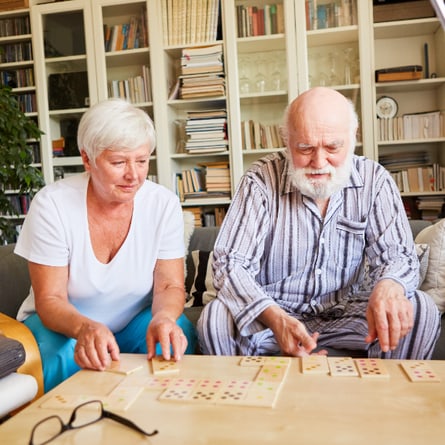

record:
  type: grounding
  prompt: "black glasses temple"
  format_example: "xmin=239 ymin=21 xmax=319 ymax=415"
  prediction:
xmin=102 ymin=409 xmax=158 ymax=437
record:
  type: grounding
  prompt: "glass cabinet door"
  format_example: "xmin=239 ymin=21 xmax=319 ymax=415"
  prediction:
xmin=92 ymin=0 xmax=156 ymax=182
xmin=31 ymin=0 xmax=97 ymax=183
xmin=298 ymin=0 xmax=364 ymax=155
xmin=226 ymin=0 xmax=298 ymax=180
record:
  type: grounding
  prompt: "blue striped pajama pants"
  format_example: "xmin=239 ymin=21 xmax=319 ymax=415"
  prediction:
xmin=197 ymin=290 xmax=441 ymax=360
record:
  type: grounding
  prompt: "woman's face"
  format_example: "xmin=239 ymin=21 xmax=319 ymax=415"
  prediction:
xmin=82 ymin=144 xmax=151 ymax=204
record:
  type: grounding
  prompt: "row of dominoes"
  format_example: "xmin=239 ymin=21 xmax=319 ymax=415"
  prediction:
xmin=39 ymin=355 xmax=440 ymax=413
xmin=301 ymin=356 xmax=441 ymax=382
xmin=157 ymin=356 xmax=291 ymax=408
xmin=39 ymin=356 xmax=176 ymax=412
xmin=39 ymin=384 xmax=145 ymax=412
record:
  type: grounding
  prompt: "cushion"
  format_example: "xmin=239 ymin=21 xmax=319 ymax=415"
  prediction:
xmin=186 ymin=250 xmax=216 ymax=307
xmin=0 ymin=334 xmax=26 ymax=379
xmin=359 ymin=243 xmax=430 ymax=292
xmin=183 ymin=211 xmax=195 ymax=279
xmin=415 ymin=219 xmax=445 ymax=313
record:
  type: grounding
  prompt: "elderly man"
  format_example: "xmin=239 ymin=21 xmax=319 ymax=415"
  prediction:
xmin=197 ymin=87 xmax=440 ymax=359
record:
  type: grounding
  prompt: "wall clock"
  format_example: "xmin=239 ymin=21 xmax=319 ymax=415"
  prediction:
xmin=376 ymin=96 xmax=398 ymax=119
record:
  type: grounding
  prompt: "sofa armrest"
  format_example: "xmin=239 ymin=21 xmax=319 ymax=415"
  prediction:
xmin=0 ymin=313 xmax=43 ymax=400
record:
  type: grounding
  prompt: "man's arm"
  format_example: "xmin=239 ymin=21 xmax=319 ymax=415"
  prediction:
xmin=364 ymin=167 xmax=419 ymax=351
xmin=365 ymin=279 xmax=414 ymax=352
xmin=258 ymin=305 xmax=320 ymax=356
xmin=212 ymin=174 xmax=277 ymax=336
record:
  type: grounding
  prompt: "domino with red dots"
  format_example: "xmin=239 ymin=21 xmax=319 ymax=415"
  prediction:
xmin=400 ymin=361 xmax=441 ymax=383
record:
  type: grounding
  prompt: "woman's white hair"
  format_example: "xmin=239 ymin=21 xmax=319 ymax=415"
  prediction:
xmin=77 ymin=98 xmax=156 ymax=164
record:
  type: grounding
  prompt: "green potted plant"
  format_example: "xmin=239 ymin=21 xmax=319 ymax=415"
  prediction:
xmin=0 ymin=85 xmax=44 ymax=244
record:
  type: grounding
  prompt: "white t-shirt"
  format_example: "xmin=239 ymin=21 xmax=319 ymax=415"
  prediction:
xmin=15 ymin=173 xmax=184 ymax=332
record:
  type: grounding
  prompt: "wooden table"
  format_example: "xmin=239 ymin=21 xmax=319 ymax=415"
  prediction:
xmin=1 ymin=354 xmax=444 ymax=445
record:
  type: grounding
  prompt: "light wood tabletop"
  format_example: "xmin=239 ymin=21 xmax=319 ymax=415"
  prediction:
xmin=1 ymin=354 xmax=444 ymax=445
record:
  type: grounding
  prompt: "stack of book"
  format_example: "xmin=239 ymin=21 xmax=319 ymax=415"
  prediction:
xmin=305 ymin=0 xmax=357 ymax=30
xmin=108 ymin=65 xmax=152 ymax=104
xmin=175 ymin=161 xmax=231 ymax=204
xmin=179 ymin=167 xmax=206 ymax=199
xmin=403 ymin=111 xmax=443 ymax=140
xmin=380 ymin=151 xmax=445 ymax=194
xmin=378 ymin=111 xmax=444 ymax=142
xmin=0 ymin=14 xmax=30 ymax=37
xmin=186 ymin=206 xmax=204 ymax=227
xmin=103 ymin=10 xmax=148 ymax=52
xmin=241 ymin=120 xmax=284 ymax=150
xmin=184 ymin=109 xmax=228 ymax=154
xmin=200 ymin=161 xmax=231 ymax=194
xmin=184 ymin=206 xmax=227 ymax=227
xmin=416 ymin=196 xmax=445 ymax=221
xmin=0 ymin=67 xmax=34 ymax=88
xmin=236 ymin=3 xmax=284 ymax=37
xmin=375 ymin=65 xmax=423 ymax=82
xmin=161 ymin=0 xmax=220 ymax=46
xmin=178 ymin=44 xmax=225 ymax=100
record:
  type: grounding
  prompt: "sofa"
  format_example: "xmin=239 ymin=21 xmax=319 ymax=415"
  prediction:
xmin=183 ymin=220 xmax=445 ymax=359
xmin=0 ymin=220 xmax=444 ymax=412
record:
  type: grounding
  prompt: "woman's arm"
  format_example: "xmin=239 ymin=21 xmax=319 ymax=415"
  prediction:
xmin=147 ymin=257 xmax=188 ymax=361
xmin=29 ymin=261 xmax=120 ymax=370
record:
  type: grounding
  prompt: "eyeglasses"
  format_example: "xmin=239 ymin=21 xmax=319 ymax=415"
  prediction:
xmin=29 ymin=399 xmax=158 ymax=445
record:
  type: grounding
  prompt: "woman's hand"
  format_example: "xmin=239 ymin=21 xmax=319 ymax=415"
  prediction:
xmin=146 ymin=312 xmax=188 ymax=361
xmin=74 ymin=320 xmax=120 ymax=370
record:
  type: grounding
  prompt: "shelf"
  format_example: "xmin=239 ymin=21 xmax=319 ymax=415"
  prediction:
xmin=48 ymin=109 xmax=88 ymax=118
xmin=378 ymin=138 xmax=445 ymax=146
xmin=165 ymin=39 xmax=224 ymax=53
xmin=402 ymin=191 xmax=445 ymax=197
xmin=171 ymin=152 xmax=229 ymax=160
xmin=0 ymin=59 xmax=34 ymax=68
xmin=105 ymin=47 xmax=149 ymax=67
xmin=374 ymin=18 xmax=441 ymax=39
xmin=332 ymin=83 xmax=360 ymax=93
xmin=2 ymin=0 xmax=442 ymax=223
xmin=52 ymin=156 xmax=83 ymax=166
xmin=0 ymin=214 xmax=26 ymax=219
xmin=44 ymin=55 xmax=87 ymax=73
xmin=376 ymin=78 xmax=445 ymax=93
xmin=167 ymin=97 xmax=226 ymax=110
xmin=240 ymin=91 xmax=287 ymax=105
xmin=243 ymin=147 xmax=284 ymax=155
xmin=237 ymin=34 xmax=286 ymax=52
xmin=0 ymin=33 xmax=31 ymax=43
xmin=182 ymin=198 xmax=231 ymax=207
xmin=164 ymin=39 xmax=224 ymax=58
xmin=12 ymin=86 xmax=35 ymax=92
xmin=307 ymin=25 xmax=358 ymax=47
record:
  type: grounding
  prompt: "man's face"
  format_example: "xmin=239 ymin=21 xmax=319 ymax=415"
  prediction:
xmin=287 ymin=107 xmax=354 ymax=200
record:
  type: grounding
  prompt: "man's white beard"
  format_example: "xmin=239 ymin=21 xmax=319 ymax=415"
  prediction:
xmin=288 ymin=152 xmax=353 ymax=200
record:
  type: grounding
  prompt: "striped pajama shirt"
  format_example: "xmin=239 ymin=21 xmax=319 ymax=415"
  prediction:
xmin=197 ymin=152 xmax=441 ymax=359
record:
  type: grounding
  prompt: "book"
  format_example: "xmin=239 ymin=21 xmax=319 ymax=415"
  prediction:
xmin=375 ymin=65 xmax=423 ymax=82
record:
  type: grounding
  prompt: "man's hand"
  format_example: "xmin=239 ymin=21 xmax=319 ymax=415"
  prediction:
xmin=366 ymin=279 xmax=414 ymax=352
xmin=259 ymin=306 xmax=321 ymax=356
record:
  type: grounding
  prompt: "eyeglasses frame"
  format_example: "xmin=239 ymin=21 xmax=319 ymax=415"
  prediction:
xmin=28 ymin=399 xmax=158 ymax=445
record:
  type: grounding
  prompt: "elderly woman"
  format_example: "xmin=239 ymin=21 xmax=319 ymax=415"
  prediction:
xmin=15 ymin=98 xmax=196 ymax=392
